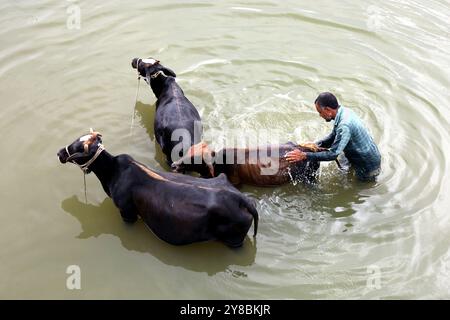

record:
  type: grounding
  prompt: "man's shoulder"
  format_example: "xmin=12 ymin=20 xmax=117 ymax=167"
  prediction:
xmin=340 ymin=106 xmax=361 ymax=125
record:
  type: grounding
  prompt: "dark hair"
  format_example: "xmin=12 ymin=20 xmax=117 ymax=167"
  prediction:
xmin=314 ymin=92 xmax=339 ymax=109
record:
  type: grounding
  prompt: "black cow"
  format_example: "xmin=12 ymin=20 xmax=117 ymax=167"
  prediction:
xmin=57 ymin=131 xmax=258 ymax=247
xmin=131 ymin=58 xmax=202 ymax=164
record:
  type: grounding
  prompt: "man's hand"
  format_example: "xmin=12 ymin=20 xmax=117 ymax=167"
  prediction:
xmin=299 ymin=142 xmax=320 ymax=152
xmin=285 ymin=149 xmax=307 ymax=163
xmin=299 ymin=142 xmax=328 ymax=152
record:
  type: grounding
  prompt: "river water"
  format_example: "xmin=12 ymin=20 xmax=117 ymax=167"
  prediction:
xmin=0 ymin=0 xmax=449 ymax=299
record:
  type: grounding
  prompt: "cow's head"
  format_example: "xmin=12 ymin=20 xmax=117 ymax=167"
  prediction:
xmin=131 ymin=57 xmax=176 ymax=82
xmin=171 ymin=142 xmax=216 ymax=178
xmin=57 ymin=129 xmax=103 ymax=172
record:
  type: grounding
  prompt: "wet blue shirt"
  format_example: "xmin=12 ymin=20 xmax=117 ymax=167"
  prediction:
xmin=305 ymin=106 xmax=381 ymax=177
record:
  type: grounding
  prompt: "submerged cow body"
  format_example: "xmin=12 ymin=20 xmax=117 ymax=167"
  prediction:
xmin=171 ymin=142 xmax=321 ymax=186
xmin=131 ymin=58 xmax=202 ymax=164
xmin=57 ymin=131 xmax=258 ymax=247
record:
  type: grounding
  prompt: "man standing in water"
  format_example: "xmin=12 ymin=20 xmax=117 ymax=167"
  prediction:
xmin=286 ymin=92 xmax=381 ymax=182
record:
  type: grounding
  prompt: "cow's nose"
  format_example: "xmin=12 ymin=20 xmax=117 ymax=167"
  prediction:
xmin=57 ymin=151 xmax=66 ymax=164
xmin=131 ymin=58 xmax=139 ymax=69
xmin=170 ymin=163 xmax=177 ymax=170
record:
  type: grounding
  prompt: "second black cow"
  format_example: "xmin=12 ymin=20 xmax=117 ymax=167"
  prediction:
xmin=131 ymin=58 xmax=202 ymax=164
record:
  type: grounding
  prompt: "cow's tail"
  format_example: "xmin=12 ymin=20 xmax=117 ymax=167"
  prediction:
xmin=242 ymin=198 xmax=259 ymax=237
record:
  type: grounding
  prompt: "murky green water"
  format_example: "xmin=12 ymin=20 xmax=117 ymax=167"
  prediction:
xmin=0 ymin=0 xmax=449 ymax=299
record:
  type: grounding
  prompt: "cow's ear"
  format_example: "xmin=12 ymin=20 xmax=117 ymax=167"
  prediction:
xmin=162 ymin=66 xmax=176 ymax=78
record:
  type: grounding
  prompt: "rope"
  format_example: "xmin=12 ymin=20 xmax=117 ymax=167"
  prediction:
xmin=335 ymin=159 xmax=343 ymax=170
xmin=130 ymin=75 xmax=141 ymax=138
xmin=83 ymin=172 xmax=87 ymax=204
xmin=76 ymin=144 xmax=105 ymax=173
xmin=130 ymin=58 xmax=142 ymax=138
xmin=150 ymin=70 xmax=168 ymax=79
xmin=76 ymin=145 xmax=104 ymax=204
xmin=129 ymin=59 xmax=167 ymax=138
xmin=299 ymin=143 xmax=343 ymax=170
xmin=65 ymin=143 xmax=105 ymax=204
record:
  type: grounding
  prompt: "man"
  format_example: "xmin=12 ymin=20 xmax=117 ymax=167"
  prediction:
xmin=286 ymin=92 xmax=381 ymax=182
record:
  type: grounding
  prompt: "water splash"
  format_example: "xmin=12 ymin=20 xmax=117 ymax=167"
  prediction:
xmin=286 ymin=166 xmax=298 ymax=186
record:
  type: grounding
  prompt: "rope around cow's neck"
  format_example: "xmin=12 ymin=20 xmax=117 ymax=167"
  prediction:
xmin=130 ymin=60 xmax=169 ymax=139
xmin=80 ymin=145 xmax=104 ymax=203
xmin=66 ymin=143 xmax=105 ymax=204
xmin=83 ymin=172 xmax=87 ymax=204
xmin=130 ymin=59 xmax=142 ymax=139
xmin=130 ymin=59 xmax=168 ymax=137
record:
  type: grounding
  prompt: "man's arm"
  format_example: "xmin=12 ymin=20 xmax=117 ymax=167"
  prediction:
xmin=315 ymin=130 xmax=336 ymax=148
xmin=305 ymin=125 xmax=351 ymax=161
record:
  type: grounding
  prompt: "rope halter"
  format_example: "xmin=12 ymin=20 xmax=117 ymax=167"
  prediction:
xmin=150 ymin=70 xmax=168 ymax=79
xmin=65 ymin=143 xmax=105 ymax=174
xmin=65 ymin=131 xmax=105 ymax=174
xmin=63 ymin=130 xmax=104 ymax=204
xmin=136 ymin=58 xmax=167 ymax=82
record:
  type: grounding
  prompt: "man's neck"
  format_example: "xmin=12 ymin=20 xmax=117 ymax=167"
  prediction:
xmin=332 ymin=105 xmax=342 ymax=120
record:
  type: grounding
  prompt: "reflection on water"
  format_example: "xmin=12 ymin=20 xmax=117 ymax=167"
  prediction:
xmin=61 ymin=195 xmax=257 ymax=276
xmin=134 ymin=101 xmax=169 ymax=168
xmin=135 ymin=101 xmax=156 ymax=142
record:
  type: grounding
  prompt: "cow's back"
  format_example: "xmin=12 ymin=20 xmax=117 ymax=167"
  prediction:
xmin=154 ymin=84 xmax=202 ymax=162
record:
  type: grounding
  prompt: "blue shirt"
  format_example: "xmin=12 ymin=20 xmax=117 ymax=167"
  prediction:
xmin=305 ymin=106 xmax=381 ymax=177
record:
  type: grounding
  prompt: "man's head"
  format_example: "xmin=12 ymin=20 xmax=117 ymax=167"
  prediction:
xmin=314 ymin=92 xmax=340 ymax=122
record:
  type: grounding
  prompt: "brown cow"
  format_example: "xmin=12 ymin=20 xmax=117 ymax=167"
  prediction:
xmin=171 ymin=142 xmax=323 ymax=186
